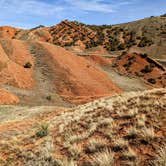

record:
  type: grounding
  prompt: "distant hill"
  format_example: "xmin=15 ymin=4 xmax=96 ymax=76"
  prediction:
xmin=1 ymin=14 xmax=166 ymax=59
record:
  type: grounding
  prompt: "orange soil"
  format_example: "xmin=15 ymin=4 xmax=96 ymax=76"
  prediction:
xmin=0 ymin=89 xmax=19 ymax=104
xmin=86 ymin=55 xmax=113 ymax=66
xmin=41 ymin=42 xmax=122 ymax=103
xmin=86 ymin=46 xmax=108 ymax=54
xmin=11 ymin=39 xmax=34 ymax=66
xmin=0 ymin=26 xmax=18 ymax=39
xmin=114 ymin=52 xmax=166 ymax=88
xmin=0 ymin=39 xmax=35 ymax=89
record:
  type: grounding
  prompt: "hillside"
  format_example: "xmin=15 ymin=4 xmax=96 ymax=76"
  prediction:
xmin=0 ymin=16 xmax=166 ymax=105
xmin=0 ymin=88 xmax=165 ymax=165
xmin=0 ymin=38 xmax=123 ymax=105
xmin=1 ymin=14 xmax=166 ymax=59
xmin=0 ymin=37 xmax=165 ymax=105
xmin=113 ymin=52 xmax=166 ymax=88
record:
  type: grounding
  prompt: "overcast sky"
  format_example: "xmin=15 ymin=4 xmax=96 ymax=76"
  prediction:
xmin=0 ymin=0 xmax=166 ymax=28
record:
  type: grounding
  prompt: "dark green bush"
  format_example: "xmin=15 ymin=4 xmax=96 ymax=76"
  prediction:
xmin=46 ymin=95 xmax=52 ymax=101
xmin=138 ymin=37 xmax=153 ymax=47
xmin=24 ymin=62 xmax=32 ymax=69
xmin=36 ymin=123 xmax=49 ymax=138
xmin=147 ymin=78 xmax=156 ymax=84
xmin=117 ymin=43 xmax=126 ymax=50
xmin=140 ymin=53 xmax=148 ymax=58
xmin=141 ymin=65 xmax=153 ymax=73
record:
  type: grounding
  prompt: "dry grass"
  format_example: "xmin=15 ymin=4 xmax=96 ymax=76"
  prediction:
xmin=112 ymin=138 xmax=128 ymax=152
xmin=0 ymin=88 xmax=165 ymax=165
xmin=85 ymin=138 xmax=107 ymax=153
xmin=67 ymin=144 xmax=82 ymax=160
xmin=136 ymin=114 xmax=146 ymax=128
xmin=90 ymin=148 xmax=114 ymax=166
xmin=121 ymin=148 xmax=137 ymax=161
xmin=139 ymin=127 xmax=155 ymax=143
xmin=126 ymin=127 xmax=138 ymax=139
xmin=151 ymin=145 xmax=166 ymax=166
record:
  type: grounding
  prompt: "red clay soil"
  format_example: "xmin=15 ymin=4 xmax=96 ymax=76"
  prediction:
xmin=0 ymin=26 xmax=18 ymax=39
xmin=86 ymin=55 xmax=113 ymax=66
xmin=114 ymin=52 xmax=166 ymax=88
xmin=0 ymin=88 xmax=19 ymax=104
xmin=0 ymin=39 xmax=35 ymax=89
xmin=27 ymin=27 xmax=52 ymax=42
xmin=10 ymin=39 xmax=34 ymax=66
xmin=41 ymin=42 xmax=122 ymax=103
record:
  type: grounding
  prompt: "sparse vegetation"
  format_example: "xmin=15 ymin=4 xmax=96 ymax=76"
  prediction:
xmin=141 ymin=65 xmax=153 ymax=73
xmin=85 ymin=138 xmax=107 ymax=153
xmin=125 ymin=127 xmax=138 ymax=139
xmin=112 ymin=138 xmax=128 ymax=152
xmin=152 ymin=145 xmax=166 ymax=166
xmin=0 ymin=88 xmax=165 ymax=165
xmin=121 ymin=148 xmax=136 ymax=161
xmin=138 ymin=36 xmax=153 ymax=47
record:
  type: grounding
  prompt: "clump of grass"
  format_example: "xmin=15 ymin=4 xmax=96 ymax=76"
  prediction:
xmin=136 ymin=114 xmax=146 ymax=128
xmin=53 ymin=158 xmax=77 ymax=166
xmin=125 ymin=127 xmax=138 ymax=139
xmin=66 ymin=132 xmax=88 ymax=144
xmin=65 ymin=122 xmax=99 ymax=144
xmin=117 ymin=108 xmax=138 ymax=119
xmin=104 ymin=122 xmax=117 ymax=139
xmin=121 ymin=148 xmax=136 ymax=161
xmin=112 ymin=138 xmax=128 ymax=152
xmin=36 ymin=123 xmax=49 ymax=138
xmin=152 ymin=145 xmax=166 ymax=166
xmin=90 ymin=148 xmax=114 ymax=166
xmin=98 ymin=118 xmax=114 ymax=127
xmin=68 ymin=144 xmax=82 ymax=160
xmin=85 ymin=138 xmax=107 ymax=154
xmin=139 ymin=127 xmax=155 ymax=143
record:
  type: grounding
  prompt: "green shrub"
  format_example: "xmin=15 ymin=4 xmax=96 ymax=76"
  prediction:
xmin=36 ymin=123 xmax=49 ymax=138
xmin=147 ymin=78 xmax=156 ymax=84
xmin=140 ymin=53 xmax=148 ymax=58
xmin=46 ymin=95 xmax=52 ymax=101
xmin=123 ymin=60 xmax=133 ymax=69
xmin=138 ymin=37 xmax=153 ymax=47
xmin=24 ymin=62 xmax=32 ymax=69
xmin=117 ymin=43 xmax=125 ymax=50
xmin=141 ymin=65 xmax=153 ymax=73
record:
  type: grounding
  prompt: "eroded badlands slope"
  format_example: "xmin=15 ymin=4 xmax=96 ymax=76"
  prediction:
xmin=0 ymin=38 xmax=122 ymax=105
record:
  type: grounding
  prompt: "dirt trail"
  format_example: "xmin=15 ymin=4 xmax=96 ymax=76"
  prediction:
xmin=28 ymin=42 xmax=70 ymax=106
xmin=102 ymin=65 xmax=148 ymax=91
xmin=0 ymin=105 xmax=58 ymax=123
xmin=85 ymin=55 xmax=148 ymax=91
